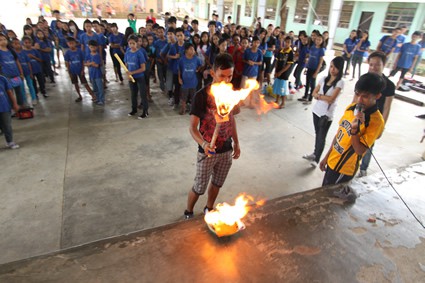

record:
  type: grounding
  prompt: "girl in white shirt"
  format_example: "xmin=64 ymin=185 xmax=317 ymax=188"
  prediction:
xmin=303 ymin=56 xmax=345 ymax=167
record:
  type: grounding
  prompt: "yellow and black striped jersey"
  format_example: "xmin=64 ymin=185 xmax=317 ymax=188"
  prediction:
xmin=327 ymin=103 xmax=384 ymax=176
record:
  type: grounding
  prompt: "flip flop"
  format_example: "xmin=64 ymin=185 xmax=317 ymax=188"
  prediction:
xmin=75 ymin=97 xmax=82 ymax=102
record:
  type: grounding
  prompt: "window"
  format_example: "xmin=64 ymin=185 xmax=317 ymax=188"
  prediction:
xmin=294 ymin=0 xmax=308 ymax=24
xmin=245 ymin=0 xmax=253 ymax=17
xmin=313 ymin=0 xmax=331 ymax=26
xmin=382 ymin=3 xmax=418 ymax=33
xmin=265 ymin=0 xmax=278 ymax=20
xmin=224 ymin=0 xmax=233 ymax=16
xmin=338 ymin=1 xmax=354 ymax=28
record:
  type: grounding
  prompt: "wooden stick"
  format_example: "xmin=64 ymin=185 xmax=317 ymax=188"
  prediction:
xmin=114 ymin=53 xmax=135 ymax=83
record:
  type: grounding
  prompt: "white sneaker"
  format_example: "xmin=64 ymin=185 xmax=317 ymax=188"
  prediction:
xmin=302 ymin=153 xmax=316 ymax=161
xmin=168 ymin=97 xmax=174 ymax=106
xmin=7 ymin=142 xmax=20 ymax=149
xmin=358 ymin=170 xmax=367 ymax=177
xmin=310 ymin=161 xmax=318 ymax=168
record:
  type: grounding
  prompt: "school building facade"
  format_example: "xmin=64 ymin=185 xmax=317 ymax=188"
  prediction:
xmin=188 ymin=0 xmax=425 ymax=49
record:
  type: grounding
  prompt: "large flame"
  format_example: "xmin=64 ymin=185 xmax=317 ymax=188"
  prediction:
xmin=210 ymin=79 xmax=259 ymax=118
xmin=204 ymin=194 xmax=265 ymax=237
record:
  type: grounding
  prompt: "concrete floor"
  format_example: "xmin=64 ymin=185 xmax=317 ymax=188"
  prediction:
xmin=0 ymin=54 xmax=425 ymax=266
xmin=0 ymin=162 xmax=424 ymax=282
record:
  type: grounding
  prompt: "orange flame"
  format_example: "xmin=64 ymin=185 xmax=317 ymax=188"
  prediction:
xmin=210 ymin=79 xmax=259 ymax=118
xmin=204 ymin=194 xmax=266 ymax=237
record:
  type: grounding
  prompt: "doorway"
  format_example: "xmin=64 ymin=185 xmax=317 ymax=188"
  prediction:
xmin=358 ymin=12 xmax=374 ymax=32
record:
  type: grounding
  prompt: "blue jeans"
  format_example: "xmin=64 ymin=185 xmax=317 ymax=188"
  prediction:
xmin=360 ymin=144 xmax=374 ymax=171
xmin=129 ymin=77 xmax=147 ymax=112
xmin=304 ymin=68 xmax=317 ymax=101
xmin=24 ymin=75 xmax=36 ymax=101
xmin=91 ymin=78 xmax=104 ymax=103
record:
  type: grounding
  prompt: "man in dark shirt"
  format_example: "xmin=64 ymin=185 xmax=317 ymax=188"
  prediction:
xmin=184 ymin=53 xmax=241 ymax=219
xmin=353 ymin=51 xmax=395 ymax=177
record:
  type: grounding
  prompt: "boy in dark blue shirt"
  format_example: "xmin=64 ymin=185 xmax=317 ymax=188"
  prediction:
xmin=124 ymin=35 xmax=147 ymax=118
xmin=22 ymin=36 xmax=46 ymax=98
xmin=11 ymin=38 xmax=37 ymax=106
xmin=153 ymin=26 xmax=167 ymax=92
xmin=85 ymin=40 xmax=104 ymax=105
xmin=242 ymin=36 xmax=263 ymax=107
xmin=65 ymin=37 xmax=95 ymax=102
xmin=389 ymin=31 xmax=422 ymax=89
xmin=108 ymin=23 xmax=125 ymax=84
xmin=167 ymin=28 xmax=185 ymax=108
xmin=178 ymin=43 xmax=202 ymax=115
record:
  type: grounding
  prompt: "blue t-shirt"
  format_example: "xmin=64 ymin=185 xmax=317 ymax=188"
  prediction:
xmin=379 ymin=36 xmax=397 ymax=54
xmin=124 ymin=49 xmax=146 ymax=79
xmin=16 ymin=51 xmax=31 ymax=76
xmin=0 ymin=49 xmax=20 ymax=78
xmin=242 ymin=48 xmax=263 ymax=77
xmin=344 ymin=38 xmax=358 ymax=54
xmin=179 ymin=55 xmax=202 ymax=89
xmin=265 ymin=36 xmax=276 ymax=58
xmin=64 ymin=48 xmax=84 ymax=74
xmin=35 ymin=38 xmax=53 ymax=61
xmin=22 ymin=49 xmax=42 ymax=74
xmin=297 ymin=43 xmax=309 ymax=67
xmin=80 ymin=32 xmax=100 ymax=56
xmin=353 ymin=40 xmax=370 ymax=57
xmin=153 ymin=38 xmax=167 ymax=59
xmin=98 ymin=33 xmax=107 ymax=61
xmin=397 ymin=42 xmax=421 ymax=69
xmin=419 ymin=40 xmax=425 ymax=56
xmin=86 ymin=53 xmax=102 ymax=79
xmin=168 ymin=43 xmax=185 ymax=74
xmin=306 ymin=45 xmax=325 ymax=70
xmin=394 ymin=34 xmax=406 ymax=53
xmin=56 ymin=31 xmax=68 ymax=48
xmin=108 ymin=33 xmax=124 ymax=55
xmin=0 ymin=75 xmax=13 ymax=112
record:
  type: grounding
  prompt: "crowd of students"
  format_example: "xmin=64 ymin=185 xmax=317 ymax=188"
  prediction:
xmin=0 ymin=9 xmax=424 ymax=186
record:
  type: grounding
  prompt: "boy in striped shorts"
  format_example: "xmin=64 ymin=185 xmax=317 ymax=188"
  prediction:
xmin=184 ymin=53 xmax=241 ymax=219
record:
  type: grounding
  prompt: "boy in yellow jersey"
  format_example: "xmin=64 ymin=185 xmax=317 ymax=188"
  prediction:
xmin=319 ymin=73 xmax=385 ymax=200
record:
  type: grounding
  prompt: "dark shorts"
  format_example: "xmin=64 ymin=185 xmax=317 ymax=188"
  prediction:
xmin=70 ymin=73 xmax=88 ymax=85
xmin=263 ymin=57 xmax=272 ymax=74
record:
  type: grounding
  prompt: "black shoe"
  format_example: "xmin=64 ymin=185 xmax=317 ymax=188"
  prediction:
xmin=128 ymin=111 xmax=137 ymax=116
xmin=138 ymin=111 xmax=149 ymax=119
xmin=297 ymin=97 xmax=307 ymax=101
xmin=184 ymin=210 xmax=194 ymax=220
xmin=203 ymin=206 xmax=213 ymax=215
xmin=43 ymin=93 xmax=49 ymax=98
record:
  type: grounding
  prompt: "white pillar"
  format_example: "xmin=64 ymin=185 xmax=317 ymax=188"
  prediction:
xmin=257 ymin=0 xmax=266 ymax=22
xmin=217 ymin=0 xmax=224 ymax=22
xmin=327 ymin=0 xmax=343 ymax=51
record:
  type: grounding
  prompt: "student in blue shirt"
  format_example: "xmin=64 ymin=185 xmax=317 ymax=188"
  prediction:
xmin=0 ymin=33 xmax=25 ymax=106
xmin=108 ymin=23 xmax=125 ymax=84
xmin=178 ymin=43 xmax=202 ymax=115
xmin=389 ymin=31 xmax=422 ymax=89
xmin=386 ymin=25 xmax=407 ymax=70
xmin=85 ymin=40 xmax=104 ymax=105
xmin=351 ymin=31 xmax=370 ymax=80
xmin=0 ymin=71 xmax=20 ymax=149
xmin=80 ymin=20 xmax=101 ymax=59
xmin=412 ymin=33 xmax=425 ymax=77
xmin=22 ymin=36 xmax=46 ymax=98
xmin=161 ymin=27 xmax=176 ymax=106
xmin=34 ymin=29 xmax=55 ymax=84
xmin=11 ymin=38 xmax=36 ymax=105
xmin=242 ymin=35 xmax=263 ymax=107
xmin=65 ymin=37 xmax=95 ymax=102
xmin=125 ymin=35 xmax=147 ymax=119
xmin=342 ymin=30 xmax=358 ymax=77
xmin=167 ymin=28 xmax=185 ymax=108
xmin=299 ymin=34 xmax=325 ymax=104
xmin=377 ymin=28 xmax=400 ymax=58
xmin=153 ymin=26 xmax=167 ymax=92
xmin=292 ymin=31 xmax=309 ymax=90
